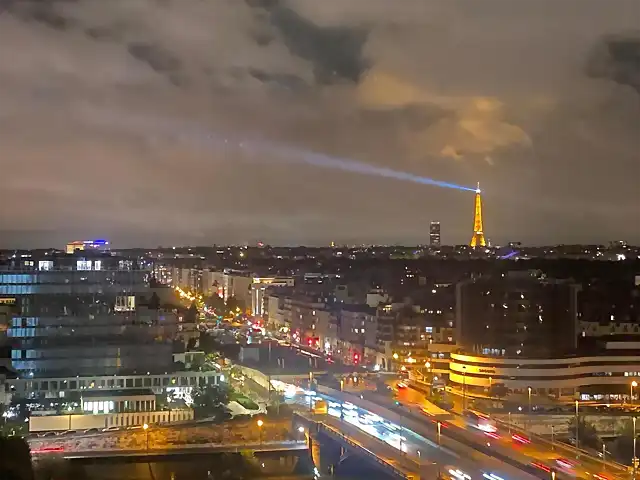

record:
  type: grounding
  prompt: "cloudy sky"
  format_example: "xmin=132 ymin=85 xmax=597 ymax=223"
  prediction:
xmin=1 ymin=0 xmax=639 ymax=248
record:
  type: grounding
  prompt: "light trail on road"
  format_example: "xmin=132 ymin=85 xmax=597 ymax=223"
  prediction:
xmin=292 ymin=391 xmax=538 ymax=480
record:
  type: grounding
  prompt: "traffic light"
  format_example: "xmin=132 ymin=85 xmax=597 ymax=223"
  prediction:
xmin=353 ymin=353 xmax=359 ymax=364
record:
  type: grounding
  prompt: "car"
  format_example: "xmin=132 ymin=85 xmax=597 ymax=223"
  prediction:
xmin=83 ymin=428 xmax=100 ymax=434
xmin=102 ymin=426 xmax=120 ymax=432
xmin=40 ymin=431 xmax=58 ymax=438
xmin=62 ymin=430 xmax=78 ymax=435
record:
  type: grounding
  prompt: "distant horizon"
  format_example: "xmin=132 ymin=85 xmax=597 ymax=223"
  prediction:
xmin=0 ymin=241 xmax=637 ymax=251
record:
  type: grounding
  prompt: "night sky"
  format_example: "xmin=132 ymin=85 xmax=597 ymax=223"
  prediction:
xmin=1 ymin=0 xmax=639 ymax=248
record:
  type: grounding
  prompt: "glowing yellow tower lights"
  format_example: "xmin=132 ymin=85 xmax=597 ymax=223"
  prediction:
xmin=470 ymin=183 xmax=487 ymax=248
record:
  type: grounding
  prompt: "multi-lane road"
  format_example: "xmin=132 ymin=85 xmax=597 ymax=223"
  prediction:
xmin=391 ymin=382 xmax=631 ymax=479
xmin=293 ymin=390 xmax=541 ymax=480
xmin=290 ymin=381 xmax=631 ymax=480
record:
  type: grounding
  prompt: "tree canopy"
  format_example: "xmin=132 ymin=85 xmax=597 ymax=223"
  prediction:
xmin=568 ymin=417 xmax=602 ymax=451
xmin=192 ymin=384 xmax=231 ymax=419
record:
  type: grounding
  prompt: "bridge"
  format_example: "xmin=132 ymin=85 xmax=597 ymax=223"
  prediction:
xmin=295 ymin=411 xmax=422 ymax=480
xmin=54 ymin=441 xmax=307 ymax=462
xmin=30 ymin=441 xmax=307 ymax=463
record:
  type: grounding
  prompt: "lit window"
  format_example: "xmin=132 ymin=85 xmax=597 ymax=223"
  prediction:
xmin=115 ymin=296 xmax=136 ymax=312
xmin=77 ymin=260 xmax=92 ymax=271
xmin=38 ymin=260 xmax=53 ymax=271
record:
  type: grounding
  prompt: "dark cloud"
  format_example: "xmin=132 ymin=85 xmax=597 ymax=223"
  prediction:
xmin=0 ymin=0 xmax=639 ymax=249
xmin=268 ymin=6 xmax=370 ymax=84
xmin=587 ymin=33 xmax=640 ymax=93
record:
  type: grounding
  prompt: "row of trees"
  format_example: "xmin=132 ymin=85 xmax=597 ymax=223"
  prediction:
xmin=201 ymin=294 xmax=246 ymax=316
xmin=569 ymin=417 xmax=637 ymax=464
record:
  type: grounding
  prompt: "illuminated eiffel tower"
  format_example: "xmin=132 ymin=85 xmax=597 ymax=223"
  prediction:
xmin=470 ymin=183 xmax=486 ymax=248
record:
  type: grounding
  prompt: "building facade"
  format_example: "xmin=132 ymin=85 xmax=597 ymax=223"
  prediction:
xmin=250 ymin=276 xmax=295 ymax=317
xmin=1 ymin=253 xmax=178 ymax=382
xmin=449 ymin=342 xmax=640 ymax=400
xmin=429 ymin=221 xmax=441 ymax=247
xmin=456 ymin=270 xmax=581 ymax=358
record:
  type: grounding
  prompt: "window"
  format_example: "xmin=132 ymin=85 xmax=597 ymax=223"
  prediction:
xmin=119 ymin=260 xmax=133 ymax=270
xmin=115 ymin=296 xmax=136 ymax=312
xmin=94 ymin=260 xmax=102 ymax=271
xmin=77 ymin=260 xmax=92 ymax=271
xmin=38 ymin=260 xmax=53 ymax=271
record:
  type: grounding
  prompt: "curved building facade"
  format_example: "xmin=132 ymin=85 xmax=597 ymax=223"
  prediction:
xmin=449 ymin=348 xmax=640 ymax=399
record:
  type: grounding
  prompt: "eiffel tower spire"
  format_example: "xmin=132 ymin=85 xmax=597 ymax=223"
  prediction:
xmin=470 ymin=183 xmax=486 ymax=248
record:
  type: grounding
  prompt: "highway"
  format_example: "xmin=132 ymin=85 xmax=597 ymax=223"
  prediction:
xmin=376 ymin=381 xmax=630 ymax=480
xmin=292 ymin=391 xmax=540 ymax=480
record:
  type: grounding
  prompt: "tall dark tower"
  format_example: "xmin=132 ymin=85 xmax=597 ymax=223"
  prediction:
xmin=470 ymin=183 xmax=486 ymax=248
xmin=429 ymin=221 xmax=441 ymax=247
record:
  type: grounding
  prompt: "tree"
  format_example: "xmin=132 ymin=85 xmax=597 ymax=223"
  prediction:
xmin=489 ymin=383 xmax=508 ymax=398
xmin=611 ymin=419 xmax=635 ymax=463
xmin=185 ymin=302 xmax=198 ymax=324
xmin=192 ymin=384 xmax=231 ymax=419
xmin=148 ymin=292 xmax=161 ymax=310
xmin=568 ymin=417 xmax=602 ymax=451
xmin=186 ymin=336 xmax=198 ymax=351
xmin=0 ymin=435 xmax=34 ymax=480
xmin=226 ymin=295 xmax=245 ymax=314
xmin=204 ymin=294 xmax=225 ymax=312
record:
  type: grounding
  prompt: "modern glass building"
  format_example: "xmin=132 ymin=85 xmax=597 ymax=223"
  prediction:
xmin=1 ymin=253 xmax=178 ymax=379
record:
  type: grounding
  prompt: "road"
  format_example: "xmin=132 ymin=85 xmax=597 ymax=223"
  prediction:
xmin=386 ymin=380 xmax=631 ymax=480
xmin=292 ymin=391 xmax=540 ymax=480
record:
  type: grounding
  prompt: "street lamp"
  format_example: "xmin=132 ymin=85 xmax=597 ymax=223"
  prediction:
xmin=143 ymin=423 xmax=149 ymax=452
xmin=528 ymin=387 xmax=532 ymax=432
xmin=575 ymin=400 xmax=580 ymax=451
xmin=551 ymin=425 xmax=555 ymax=450
xmin=631 ymin=380 xmax=638 ymax=405
xmin=257 ymin=418 xmax=264 ymax=444
xmin=437 ymin=421 xmax=442 ymax=479
xmin=632 ymin=416 xmax=637 ymax=478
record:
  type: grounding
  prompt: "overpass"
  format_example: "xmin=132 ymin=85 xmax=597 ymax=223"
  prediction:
xmin=295 ymin=411 xmax=421 ymax=480
xmin=311 ymin=384 xmax=633 ymax=480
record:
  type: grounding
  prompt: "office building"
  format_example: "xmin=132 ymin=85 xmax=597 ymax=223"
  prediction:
xmin=449 ymin=341 xmax=640 ymax=400
xmin=429 ymin=221 xmax=441 ymax=247
xmin=1 ymin=252 xmax=179 ymax=380
xmin=455 ymin=270 xmax=580 ymax=358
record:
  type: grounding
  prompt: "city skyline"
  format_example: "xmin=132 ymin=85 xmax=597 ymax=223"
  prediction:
xmin=1 ymin=0 xmax=639 ymax=248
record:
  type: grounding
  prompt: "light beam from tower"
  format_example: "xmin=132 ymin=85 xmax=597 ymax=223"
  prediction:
xmin=470 ymin=182 xmax=486 ymax=248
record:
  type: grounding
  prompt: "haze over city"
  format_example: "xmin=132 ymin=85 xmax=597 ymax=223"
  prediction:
xmin=1 ymin=0 xmax=639 ymax=248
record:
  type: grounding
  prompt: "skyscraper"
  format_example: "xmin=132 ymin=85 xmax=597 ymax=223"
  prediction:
xmin=429 ymin=221 xmax=441 ymax=247
xmin=469 ymin=183 xmax=486 ymax=248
